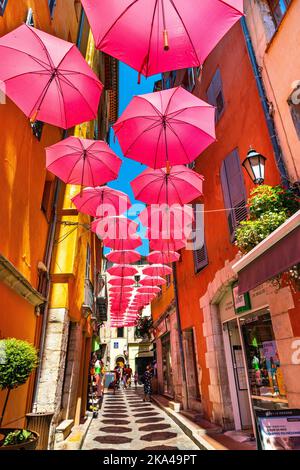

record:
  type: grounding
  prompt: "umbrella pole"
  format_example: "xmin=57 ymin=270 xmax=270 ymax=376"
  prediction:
xmin=161 ymin=0 xmax=169 ymax=51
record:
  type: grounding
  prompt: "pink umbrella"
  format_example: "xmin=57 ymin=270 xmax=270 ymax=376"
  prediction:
xmin=108 ymin=277 xmax=134 ymax=287
xmin=147 ymin=251 xmax=180 ymax=264
xmin=71 ymin=186 xmax=130 ymax=218
xmin=137 ymin=286 xmax=161 ymax=294
xmin=114 ymin=87 xmax=215 ymax=169
xmin=102 ymin=236 xmax=142 ymax=251
xmin=132 ymin=166 xmax=204 ymax=204
xmin=143 ymin=264 xmax=172 ymax=277
xmin=149 ymin=238 xmax=186 ymax=252
xmin=139 ymin=204 xmax=194 ymax=240
xmin=109 ymin=286 xmax=133 ymax=293
xmin=46 ymin=137 xmax=121 ymax=187
xmin=0 ymin=25 xmax=103 ymax=128
xmin=139 ymin=276 xmax=166 ymax=287
xmin=107 ymin=265 xmax=138 ymax=277
xmin=106 ymin=250 xmax=141 ymax=264
xmin=81 ymin=0 xmax=243 ymax=78
xmin=91 ymin=216 xmax=138 ymax=240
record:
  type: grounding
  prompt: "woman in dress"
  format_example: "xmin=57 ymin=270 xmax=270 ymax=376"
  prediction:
xmin=142 ymin=364 xmax=153 ymax=402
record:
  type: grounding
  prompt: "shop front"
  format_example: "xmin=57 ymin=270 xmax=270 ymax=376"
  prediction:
xmin=219 ymin=283 xmax=290 ymax=438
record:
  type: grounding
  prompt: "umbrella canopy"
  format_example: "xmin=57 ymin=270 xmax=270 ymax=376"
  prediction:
xmin=0 ymin=25 xmax=103 ymax=128
xmin=102 ymin=236 xmax=142 ymax=251
xmin=149 ymin=237 xmax=187 ymax=252
xmin=46 ymin=137 xmax=121 ymax=187
xmin=81 ymin=0 xmax=243 ymax=78
xmin=114 ymin=87 xmax=215 ymax=168
xmin=132 ymin=166 xmax=204 ymax=205
xmin=91 ymin=216 xmax=139 ymax=240
xmin=139 ymin=276 xmax=166 ymax=287
xmin=106 ymin=250 xmax=141 ymax=264
xmin=107 ymin=264 xmax=138 ymax=277
xmin=143 ymin=264 xmax=172 ymax=277
xmin=147 ymin=251 xmax=180 ymax=264
xmin=137 ymin=286 xmax=161 ymax=294
xmin=139 ymin=204 xmax=194 ymax=240
xmin=109 ymin=286 xmax=133 ymax=293
xmin=108 ymin=277 xmax=135 ymax=287
xmin=71 ymin=186 xmax=130 ymax=218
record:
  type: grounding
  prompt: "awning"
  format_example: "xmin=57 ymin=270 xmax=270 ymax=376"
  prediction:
xmin=232 ymin=211 xmax=300 ymax=295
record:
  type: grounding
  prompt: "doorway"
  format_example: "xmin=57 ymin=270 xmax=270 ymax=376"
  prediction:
xmin=223 ymin=319 xmax=252 ymax=430
xmin=161 ymin=333 xmax=174 ymax=397
xmin=183 ymin=329 xmax=201 ymax=409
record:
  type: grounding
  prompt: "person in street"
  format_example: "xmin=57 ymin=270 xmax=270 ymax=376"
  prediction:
xmin=134 ymin=371 xmax=139 ymax=389
xmin=124 ymin=364 xmax=133 ymax=388
xmin=142 ymin=364 xmax=153 ymax=402
xmin=94 ymin=357 xmax=102 ymax=398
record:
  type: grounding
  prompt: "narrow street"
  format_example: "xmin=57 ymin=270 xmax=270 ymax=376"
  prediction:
xmin=82 ymin=388 xmax=199 ymax=451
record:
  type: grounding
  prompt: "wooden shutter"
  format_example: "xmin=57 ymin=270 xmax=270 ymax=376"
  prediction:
xmin=221 ymin=150 xmax=247 ymax=241
xmin=192 ymin=205 xmax=208 ymax=273
xmin=206 ymin=68 xmax=224 ymax=121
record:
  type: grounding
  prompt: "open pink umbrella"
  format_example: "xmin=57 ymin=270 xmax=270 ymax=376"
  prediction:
xmin=109 ymin=286 xmax=133 ymax=293
xmin=143 ymin=264 xmax=172 ymax=277
xmin=91 ymin=216 xmax=139 ymax=240
xmin=132 ymin=166 xmax=204 ymax=205
xmin=106 ymin=250 xmax=141 ymax=264
xmin=81 ymin=0 xmax=243 ymax=78
xmin=114 ymin=87 xmax=215 ymax=169
xmin=139 ymin=204 xmax=194 ymax=240
xmin=137 ymin=286 xmax=161 ymax=294
xmin=149 ymin=237 xmax=187 ymax=252
xmin=108 ymin=277 xmax=134 ymax=287
xmin=46 ymin=137 xmax=121 ymax=187
xmin=0 ymin=25 xmax=103 ymax=128
xmin=71 ymin=186 xmax=130 ymax=218
xmin=107 ymin=265 xmax=138 ymax=277
xmin=102 ymin=236 xmax=142 ymax=251
xmin=139 ymin=276 xmax=166 ymax=287
xmin=147 ymin=251 xmax=180 ymax=264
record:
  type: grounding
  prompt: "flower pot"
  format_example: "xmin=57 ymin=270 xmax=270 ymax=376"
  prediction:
xmin=26 ymin=412 xmax=54 ymax=450
xmin=0 ymin=428 xmax=39 ymax=451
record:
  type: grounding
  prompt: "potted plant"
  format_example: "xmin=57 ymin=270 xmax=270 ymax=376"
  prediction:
xmin=0 ymin=338 xmax=39 ymax=450
xmin=135 ymin=315 xmax=153 ymax=340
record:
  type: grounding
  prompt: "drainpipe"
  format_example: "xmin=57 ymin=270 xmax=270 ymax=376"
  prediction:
xmin=172 ymin=262 xmax=188 ymax=410
xmin=241 ymin=17 xmax=289 ymax=187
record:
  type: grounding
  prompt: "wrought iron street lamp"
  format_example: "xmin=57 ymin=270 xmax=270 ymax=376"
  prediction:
xmin=242 ymin=148 xmax=266 ymax=185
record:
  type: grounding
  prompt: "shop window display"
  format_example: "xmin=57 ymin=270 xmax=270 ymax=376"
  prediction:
xmin=240 ymin=311 xmax=288 ymax=411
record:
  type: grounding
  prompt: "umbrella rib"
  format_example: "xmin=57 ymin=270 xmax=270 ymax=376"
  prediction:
xmin=168 ymin=116 xmax=215 ymax=141
xmin=145 ymin=0 xmax=159 ymax=78
xmin=154 ymin=124 xmax=164 ymax=169
xmin=168 ymin=0 xmax=201 ymax=65
xmin=27 ymin=25 xmax=56 ymax=69
xmin=124 ymin=120 xmax=163 ymax=156
xmin=168 ymin=177 xmax=185 ymax=205
xmin=54 ymin=72 xmax=68 ymax=128
xmin=57 ymin=73 xmax=98 ymax=119
xmin=98 ymin=0 xmax=140 ymax=48
xmin=0 ymin=45 xmax=52 ymax=70
xmin=86 ymin=156 xmax=96 ymax=187
xmin=164 ymin=86 xmax=181 ymax=116
xmin=66 ymin=154 xmax=85 ymax=184
xmin=165 ymin=120 xmax=192 ymax=163
xmin=3 ymin=70 xmax=52 ymax=83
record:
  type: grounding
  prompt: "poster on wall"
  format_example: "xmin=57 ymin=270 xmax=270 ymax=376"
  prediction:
xmin=256 ymin=409 xmax=300 ymax=450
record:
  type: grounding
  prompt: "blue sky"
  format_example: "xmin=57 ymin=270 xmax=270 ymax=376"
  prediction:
xmin=108 ymin=63 xmax=161 ymax=256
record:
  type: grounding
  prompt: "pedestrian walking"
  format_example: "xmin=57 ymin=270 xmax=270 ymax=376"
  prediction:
xmin=134 ymin=371 xmax=139 ymax=389
xmin=142 ymin=364 xmax=153 ymax=402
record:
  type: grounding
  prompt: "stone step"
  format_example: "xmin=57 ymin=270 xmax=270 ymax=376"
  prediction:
xmin=55 ymin=419 xmax=74 ymax=444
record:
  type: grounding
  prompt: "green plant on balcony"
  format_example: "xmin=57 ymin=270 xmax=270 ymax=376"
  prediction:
xmin=236 ymin=185 xmax=300 ymax=290
xmin=135 ymin=315 xmax=153 ymax=340
xmin=0 ymin=338 xmax=39 ymax=450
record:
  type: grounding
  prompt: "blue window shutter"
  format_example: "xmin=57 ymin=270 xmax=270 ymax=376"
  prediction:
xmin=192 ymin=205 xmax=208 ymax=273
xmin=0 ymin=0 xmax=8 ymax=16
xmin=221 ymin=150 xmax=247 ymax=241
xmin=207 ymin=68 xmax=224 ymax=121
xmin=207 ymin=80 xmax=216 ymax=107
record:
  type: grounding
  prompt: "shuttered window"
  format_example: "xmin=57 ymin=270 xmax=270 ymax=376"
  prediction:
xmin=192 ymin=205 xmax=208 ymax=273
xmin=220 ymin=149 xmax=248 ymax=242
xmin=207 ymin=68 xmax=225 ymax=122
xmin=0 ymin=0 xmax=8 ymax=16
xmin=48 ymin=0 xmax=56 ymax=18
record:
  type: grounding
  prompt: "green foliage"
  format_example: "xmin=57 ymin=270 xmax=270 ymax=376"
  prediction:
xmin=3 ymin=429 xmax=32 ymax=446
xmin=135 ymin=316 xmax=153 ymax=339
xmin=0 ymin=338 xmax=38 ymax=390
xmin=236 ymin=185 xmax=300 ymax=254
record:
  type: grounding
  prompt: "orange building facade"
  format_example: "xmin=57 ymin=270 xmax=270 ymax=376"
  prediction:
xmin=152 ymin=7 xmax=300 ymax=441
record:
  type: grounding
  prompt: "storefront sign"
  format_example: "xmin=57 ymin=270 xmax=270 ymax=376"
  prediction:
xmin=256 ymin=409 xmax=300 ymax=450
xmin=232 ymin=283 xmax=251 ymax=314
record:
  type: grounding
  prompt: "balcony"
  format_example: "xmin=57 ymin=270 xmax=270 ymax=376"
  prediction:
xmin=95 ymin=273 xmax=108 ymax=322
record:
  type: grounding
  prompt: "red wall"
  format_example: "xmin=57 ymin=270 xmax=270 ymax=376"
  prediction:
xmin=176 ymin=22 xmax=281 ymax=420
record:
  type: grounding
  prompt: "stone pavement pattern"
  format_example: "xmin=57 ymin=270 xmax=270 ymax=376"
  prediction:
xmin=82 ymin=387 xmax=200 ymax=451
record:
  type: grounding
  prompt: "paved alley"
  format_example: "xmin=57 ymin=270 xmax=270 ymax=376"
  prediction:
xmin=82 ymin=388 xmax=200 ymax=451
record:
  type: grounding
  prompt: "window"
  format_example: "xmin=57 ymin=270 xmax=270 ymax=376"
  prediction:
xmin=117 ymin=327 xmax=124 ymax=338
xmin=288 ymin=86 xmax=300 ymax=139
xmin=31 ymin=121 xmax=44 ymax=141
xmin=26 ymin=7 xmax=34 ymax=26
xmin=166 ymin=274 xmax=171 ymax=288
xmin=0 ymin=0 xmax=8 ymax=16
xmin=267 ymin=0 xmax=291 ymax=28
xmin=192 ymin=205 xmax=208 ymax=273
xmin=85 ymin=244 xmax=91 ymax=280
xmin=113 ymin=342 xmax=119 ymax=349
xmin=41 ymin=179 xmax=53 ymax=219
xmin=220 ymin=149 xmax=248 ymax=242
xmin=207 ymin=68 xmax=225 ymax=122
xmin=48 ymin=0 xmax=56 ymax=18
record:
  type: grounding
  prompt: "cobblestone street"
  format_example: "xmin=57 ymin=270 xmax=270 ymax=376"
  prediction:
xmin=82 ymin=388 xmax=200 ymax=451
